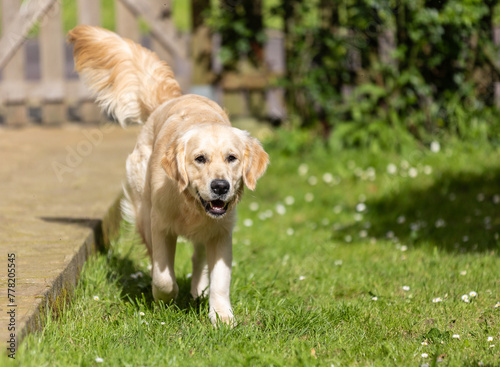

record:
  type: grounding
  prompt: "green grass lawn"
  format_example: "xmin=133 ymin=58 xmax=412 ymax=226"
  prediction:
xmin=5 ymin=133 xmax=500 ymax=366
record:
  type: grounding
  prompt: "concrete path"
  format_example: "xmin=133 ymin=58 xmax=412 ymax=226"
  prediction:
xmin=0 ymin=123 xmax=139 ymax=351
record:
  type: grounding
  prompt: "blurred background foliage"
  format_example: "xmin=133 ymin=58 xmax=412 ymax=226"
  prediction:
xmin=206 ymin=0 xmax=500 ymax=150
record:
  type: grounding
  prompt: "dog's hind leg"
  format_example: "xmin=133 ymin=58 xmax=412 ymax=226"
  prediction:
xmin=190 ymin=242 xmax=209 ymax=299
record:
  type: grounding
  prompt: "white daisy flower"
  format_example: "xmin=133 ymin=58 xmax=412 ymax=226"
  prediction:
xmin=423 ymin=165 xmax=433 ymax=175
xmin=366 ymin=167 xmax=376 ymax=180
xmin=421 ymin=341 xmax=428 ymax=346
xmin=298 ymin=276 xmax=306 ymax=281
xmin=130 ymin=271 xmax=144 ymax=279
xmin=354 ymin=213 xmax=363 ymax=222
xmin=140 ymin=312 xmax=145 ymax=316
xmin=408 ymin=167 xmax=418 ymax=178
xmin=452 ymin=334 xmax=460 ymax=339
xmin=308 ymin=176 xmax=318 ymax=185
xmin=284 ymin=196 xmax=295 ymax=205
xmin=493 ymin=195 xmax=500 ymax=204
xmin=298 ymin=163 xmax=309 ymax=176
xmin=403 ymin=286 xmax=410 ymax=291
xmin=371 ymin=296 xmax=378 ymax=301
xmin=322 ymin=172 xmax=333 ymax=183
xmin=305 ymin=193 xmax=314 ymax=202
xmin=286 ymin=228 xmax=294 ymax=236
xmin=95 ymin=357 xmax=104 ymax=363
xmin=334 ymin=260 xmax=343 ymax=266
xmin=249 ymin=202 xmax=259 ymax=211
xmin=488 ymin=336 xmax=493 ymax=342
xmin=275 ymin=204 xmax=286 ymax=215
xmin=93 ymin=296 xmax=100 ymax=301
xmin=461 ymin=295 xmax=470 ymax=303
xmin=430 ymin=141 xmax=440 ymax=153
xmin=356 ymin=203 xmax=367 ymax=212
xmin=460 ymin=270 xmax=467 ymax=276
xmin=469 ymin=291 xmax=477 ymax=298
xmin=432 ymin=297 xmax=443 ymax=303
xmin=243 ymin=219 xmax=253 ymax=227
xmin=435 ymin=219 xmax=446 ymax=228
xmin=387 ymin=163 xmax=397 ymax=174
xmin=421 ymin=353 xmax=428 ymax=358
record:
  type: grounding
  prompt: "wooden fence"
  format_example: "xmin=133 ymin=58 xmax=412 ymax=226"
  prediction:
xmin=0 ymin=0 xmax=285 ymax=127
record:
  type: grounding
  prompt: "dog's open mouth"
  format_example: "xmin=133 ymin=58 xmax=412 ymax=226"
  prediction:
xmin=198 ymin=194 xmax=229 ymax=217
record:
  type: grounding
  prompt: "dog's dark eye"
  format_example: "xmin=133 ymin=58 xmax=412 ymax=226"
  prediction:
xmin=227 ymin=154 xmax=237 ymax=163
xmin=195 ymin=155 xmax=206 ymax=164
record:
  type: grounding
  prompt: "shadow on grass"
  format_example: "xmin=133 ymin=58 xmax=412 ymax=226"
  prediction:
xmin=104 ymin=234 xmax=208 ymax=313
xmin=336 ymin=168 xmax=500 ymax=253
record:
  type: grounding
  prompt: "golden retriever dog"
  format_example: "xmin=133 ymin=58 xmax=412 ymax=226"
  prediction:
xmin=68 ymin=25 xmax=269 ymax=325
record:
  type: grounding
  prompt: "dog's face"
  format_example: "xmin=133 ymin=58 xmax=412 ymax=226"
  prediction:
xmin=162 ymin=124 xmax=268 ymax=219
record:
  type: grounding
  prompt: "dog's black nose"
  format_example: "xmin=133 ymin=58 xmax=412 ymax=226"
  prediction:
xmin=211 ymin=179 xmax=230 ymax=196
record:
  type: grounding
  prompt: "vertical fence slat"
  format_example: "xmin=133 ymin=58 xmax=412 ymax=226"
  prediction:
xmin=150 ymin=0 xmax=174 ymax=65
xmin=78 ymin=0 xmax=101 ymax=26
xmin=1 ymin=0 xmax=28 ymax=126
xmin=77 ymin=0 xmax=103 ymax=123
xmin=265 ymin=29 xmax=285 ymax=122
xmin=115 ymin=0 xmax=139 ymax=42
xmin=378 ymin=29 xmax=397 ymax=67
xmin=493 ymin=26 xmax=500 ymax=108
xmin=40 ymin=1 xmax=65 ymax=125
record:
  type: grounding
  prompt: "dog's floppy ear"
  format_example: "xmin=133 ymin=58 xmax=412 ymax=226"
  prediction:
xmin=161 ymin=141 xmax=188 ymax=192
xmin=242 ymin=136 xmax=269 ymax=191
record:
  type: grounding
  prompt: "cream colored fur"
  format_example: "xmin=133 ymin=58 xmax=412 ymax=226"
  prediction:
xmin=68 ymin=25 xmax=269 ymax=325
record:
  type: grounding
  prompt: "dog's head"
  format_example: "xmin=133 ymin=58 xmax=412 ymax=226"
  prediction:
xmin=161 ymin=124 xmax=269 ymax=219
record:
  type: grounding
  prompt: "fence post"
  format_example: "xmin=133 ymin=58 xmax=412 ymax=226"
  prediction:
xmin=77 ymin=0 xmax=104 ymax=123
xmin=378 ymin=29 xmax=397 ymax=67
xmin=40 ymin=0 xmax=65 ymax=125
xmin=190 ymin=0 xmax=212 ymax=95
xmin=1 ymin=0 xmax=28 ymax=126
xmin=149 ymin=0 xmax=174 ymax=66
xmin=115 ymin=0 xmax=139 ymax=42
xmin=493 ymin=26 xmax=500 ymax=108
xmin=265 ymin=29 xmax=286 ymax=123
xmin=77 ymin=0 xmax=101 ymax=26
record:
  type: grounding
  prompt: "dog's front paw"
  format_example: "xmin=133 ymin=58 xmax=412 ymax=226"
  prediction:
xmin=152 ymin=281 xmax=179 ymax=304
xmin=209 ymin=308 xmax=236 ymax=327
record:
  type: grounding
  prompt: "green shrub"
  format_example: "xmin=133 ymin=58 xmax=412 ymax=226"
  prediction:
xmin=207 ymin=0 xmax=500 ymax=149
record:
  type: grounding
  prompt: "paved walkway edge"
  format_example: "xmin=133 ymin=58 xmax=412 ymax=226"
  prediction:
xmin=18 ymin=193 xmax=123 ymax=345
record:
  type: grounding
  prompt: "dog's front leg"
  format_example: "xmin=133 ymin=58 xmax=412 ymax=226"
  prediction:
xmin=151 ymin=222 xmax=178 ymax=303
xmin=191 ymin=242 xmax=209 ymax=299
xmin=206 ymin=235 xmax=234 ymax=325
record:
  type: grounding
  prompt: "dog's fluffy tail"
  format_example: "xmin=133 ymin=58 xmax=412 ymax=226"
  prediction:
xmin=68 ymin=25 xmax=182 ymax=126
